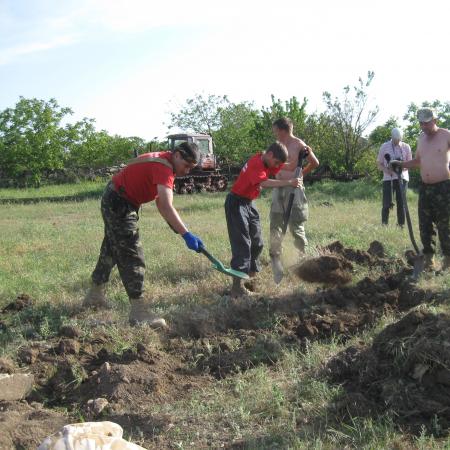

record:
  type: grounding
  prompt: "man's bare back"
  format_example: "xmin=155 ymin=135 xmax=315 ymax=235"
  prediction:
xmin=417 ymin=128 xmax=450 ymax=184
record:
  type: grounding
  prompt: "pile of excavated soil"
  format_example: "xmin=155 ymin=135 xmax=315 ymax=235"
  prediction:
xmin=24 ymin=339 xmax=210 ymax=409
xmin=323 ymin=240 xmax=399 ymax=267
xmin=283 ymin=270 xmax=434 ymax=342
xmin=294 ymin=240 xmax=403 ymax=285
xmin=294 ymin=255 xmax=353 ymax=285
xmin=0 ymin=401 xmax=68 ymax=449
xmin=326 ymin=310 xmax=450 ymax=435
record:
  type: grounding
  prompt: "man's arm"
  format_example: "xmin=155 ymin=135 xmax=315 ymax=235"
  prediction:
xmin=261 ymin=178 xmax=301 ymax=188
xmin=155 ymin=185 xmax=188 ymax=235
xmin=301 ymin=148 xmax=319 ymax=177
xmin=400 ymin=158 xmax=421 ymax=169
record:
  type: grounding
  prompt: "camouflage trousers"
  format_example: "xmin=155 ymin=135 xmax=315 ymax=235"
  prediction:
xmin=269 ymin=186 xmax=309 ymax=258
xmin=418 ymin=180 xmax=450 ymax=256
xmin=91 ymin=182 xmax=145 ymax=299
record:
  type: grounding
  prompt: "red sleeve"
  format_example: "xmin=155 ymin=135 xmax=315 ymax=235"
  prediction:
xmin=152 ymin=165 xmax=175 ymax=189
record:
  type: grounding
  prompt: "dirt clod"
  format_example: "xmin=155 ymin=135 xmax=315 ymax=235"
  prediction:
xmin=58 ymin=339 xmax=80 ymax=355
xmin=2 ymin=294 xmax=33 ymax=313
xmin=368 ymin=240 xmax=385 ymax=258
xmin=294 ymin=255 xmax=353 ymax=285
xmin=18 ymin=346 xmax=40 ymax=365
xmin=59 ymin=325 xmax=81 ymax=338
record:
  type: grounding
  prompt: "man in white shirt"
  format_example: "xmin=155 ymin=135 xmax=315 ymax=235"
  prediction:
xmin=376 ymin=128 xmax=412 ymax=226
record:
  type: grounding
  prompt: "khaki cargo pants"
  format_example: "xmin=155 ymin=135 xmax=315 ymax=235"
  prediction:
xmin=269 ymin=186 xmax=309 ymax=258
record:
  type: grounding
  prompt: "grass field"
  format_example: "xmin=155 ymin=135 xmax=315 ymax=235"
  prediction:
xmin=1 ymin=179 xmax=450 ymax=449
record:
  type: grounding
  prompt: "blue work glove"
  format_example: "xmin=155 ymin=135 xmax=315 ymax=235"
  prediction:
xmin=182 ymin=231 xmax=204 ymax=252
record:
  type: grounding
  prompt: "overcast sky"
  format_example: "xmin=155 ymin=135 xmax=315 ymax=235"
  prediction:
xmin=1 ymin=0 xmax=449 ymax=140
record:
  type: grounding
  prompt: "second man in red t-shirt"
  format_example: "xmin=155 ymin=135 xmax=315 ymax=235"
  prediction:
xmin=225 ymin=141 xmax=301 ymax=298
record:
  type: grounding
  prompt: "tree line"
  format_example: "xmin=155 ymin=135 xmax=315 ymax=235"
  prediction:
xmin=1 ymin=72 xmax=449 ymax=186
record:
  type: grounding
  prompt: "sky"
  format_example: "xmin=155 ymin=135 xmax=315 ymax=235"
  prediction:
xmin=1 ymin=0 xmax=449 ymax=141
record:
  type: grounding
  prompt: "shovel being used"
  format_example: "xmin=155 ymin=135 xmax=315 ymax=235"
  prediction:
xmin=165 ymin=221 xmax=249 ymax=280
xmin=200 ymin=247 xmax=249 ymax=279
xmin=393 ymin=165 xmax=424 ymax=279
xmin=271 ymin=148 xmax=310 ymax=284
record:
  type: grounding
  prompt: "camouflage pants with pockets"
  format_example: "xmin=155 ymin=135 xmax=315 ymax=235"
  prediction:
xmin=418 ymin=180 xmax=450 ymax=256
xmin=91 ymin=182 xmax=145 ymax=299
xmin=269 ymin=186 xmax=309 ymax=258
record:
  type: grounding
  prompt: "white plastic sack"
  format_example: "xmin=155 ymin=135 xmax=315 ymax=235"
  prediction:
xmin=37 ymin=421 xmax=146 ymax=450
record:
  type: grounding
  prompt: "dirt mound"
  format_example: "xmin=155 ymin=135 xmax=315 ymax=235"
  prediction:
xmin=76 ymin=345 xmax=206 ymax=406
xmin=25 ymin=340 xmax=210 ymax=410
xmin=326 ymin=310 xmax=450 ymax=435
xmin=0 ymin=401 xmax=67 ymax=449
xmin=323 ymin=240 xmax=398 ymax=267
xmin=288 ymin=271 xmax=433 ymax=343
xmin=294 ymin=255 xmax=353 ymax=285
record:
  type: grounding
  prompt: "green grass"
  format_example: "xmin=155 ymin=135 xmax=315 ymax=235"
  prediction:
xmin=1 ymin=179 xmax=450 ymax=449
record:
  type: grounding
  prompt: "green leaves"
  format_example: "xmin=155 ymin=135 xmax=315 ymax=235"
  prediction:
xmin=0 ymin=98 xmax=155 ymax=186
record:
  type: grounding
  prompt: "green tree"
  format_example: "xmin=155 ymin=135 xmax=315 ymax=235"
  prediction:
xmin=322 ymin=71 xmax=379 ymax=172
xmin=252 ymin=95 xmax=309 ymax=149
xmin=212 ymin=102 xmax=259 ymax=166
xmin=167 ymin=94 xmax=229 ymax=135
xmin=403 ymin=100 xmax=450 ymax=150
xmin=0 ymin=97 xmax=72 ymax=185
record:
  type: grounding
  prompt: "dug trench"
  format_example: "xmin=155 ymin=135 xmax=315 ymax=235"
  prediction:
xmin=0 ymin=240 xmax=444 ymax=447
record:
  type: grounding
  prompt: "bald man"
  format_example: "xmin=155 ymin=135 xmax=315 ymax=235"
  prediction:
xmin=376 ymin=128 xmax=412 ymax=226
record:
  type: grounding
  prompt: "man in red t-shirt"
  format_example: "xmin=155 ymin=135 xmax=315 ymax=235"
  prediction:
xmin=225 ymin=142 xmax=301 ymax=297
xmin=83 ymin=142 xmax=204 ymax=328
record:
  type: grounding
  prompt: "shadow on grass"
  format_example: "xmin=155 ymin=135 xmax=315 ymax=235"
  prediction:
xmin=0 ymin=189 xmax=103 ymax=204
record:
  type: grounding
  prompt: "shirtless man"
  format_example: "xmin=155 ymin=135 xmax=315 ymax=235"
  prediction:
xmin=390 ymin=108 xmax=450 ymax=271
xmin=270 ymin=117 xmax=320 ymax=283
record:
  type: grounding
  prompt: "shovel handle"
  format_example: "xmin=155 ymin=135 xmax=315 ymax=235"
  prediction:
xmin=394 ymin=166 xmax=421 ymax=254
xmin=281 ymin=148 xmax=309 ymax=236
xmin=200 ymin=247 xmax=224 ymax=268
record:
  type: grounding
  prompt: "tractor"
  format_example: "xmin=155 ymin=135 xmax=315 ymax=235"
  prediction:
xmin=167 ymin=133 xmax=228 ymax=194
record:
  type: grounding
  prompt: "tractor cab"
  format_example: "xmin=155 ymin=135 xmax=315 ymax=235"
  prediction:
xmin=167 ymin=133 xmax=216 ymax=171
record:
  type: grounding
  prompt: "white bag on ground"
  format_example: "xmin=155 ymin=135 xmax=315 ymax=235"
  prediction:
xmin=37 ymin=421 xmax=146 ymax=450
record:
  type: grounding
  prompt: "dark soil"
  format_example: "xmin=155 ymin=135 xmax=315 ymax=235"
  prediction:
xmin=326 ymin=310 xmax=450 ymax=435
xmin=0 ymin=401 xmax=68 ymax=449
xmin=294 ymin=254 xmax=353 ymax=285
xmin=0 ymin=240 xmax=443 ymax=447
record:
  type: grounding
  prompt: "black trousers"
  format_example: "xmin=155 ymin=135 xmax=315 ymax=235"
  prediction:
xmin=382 ymin=179 xmax=408 ymax=226
xmin=225 ymin=193 xmax=263 ymax=274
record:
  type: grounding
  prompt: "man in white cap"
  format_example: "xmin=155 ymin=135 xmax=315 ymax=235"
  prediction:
xmin=377 ymin=128 xmax=412 ymax=226
xmin=390 ymin=108 xmax=450 ymax=271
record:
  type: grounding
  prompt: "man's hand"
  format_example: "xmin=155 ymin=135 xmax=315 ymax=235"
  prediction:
xmin=289 ymin=178 xmax=302 ymax=188
xmin=389 ymin=160 xmax=403 ymax=171
xmin=182 ymin=232 xmax=204 ymax=252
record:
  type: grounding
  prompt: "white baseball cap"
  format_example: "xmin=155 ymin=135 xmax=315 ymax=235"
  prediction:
xmin=391 ymin=128 xmax=402 ymax=140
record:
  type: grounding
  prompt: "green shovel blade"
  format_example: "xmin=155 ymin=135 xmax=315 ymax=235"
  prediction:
xmin=212 ymin=263 xmax=249 ymax=280
xmin=200 ymin=248 xmax=249 ymax=279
